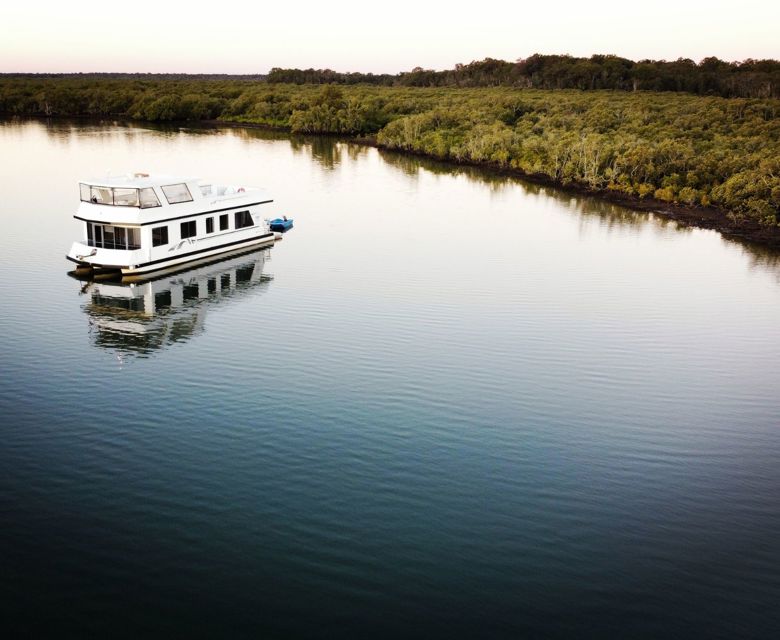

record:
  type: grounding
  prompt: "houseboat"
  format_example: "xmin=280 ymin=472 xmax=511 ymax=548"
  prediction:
xmin=66 ymin=173 xmax=276 ymax=276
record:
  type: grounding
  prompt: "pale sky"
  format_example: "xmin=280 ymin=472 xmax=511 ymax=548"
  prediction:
xmin=2 ymin=0 xmax=777 ymax=73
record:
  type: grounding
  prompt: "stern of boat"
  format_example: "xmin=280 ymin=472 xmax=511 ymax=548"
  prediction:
xmin=66 ymin=241 xmax=143 ymax=275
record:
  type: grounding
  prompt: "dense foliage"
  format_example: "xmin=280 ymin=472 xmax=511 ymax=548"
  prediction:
xmin=268 ymin=55 xmax=780 ymax=99
xmin=1 ymin=76 xmax=778 ymax=226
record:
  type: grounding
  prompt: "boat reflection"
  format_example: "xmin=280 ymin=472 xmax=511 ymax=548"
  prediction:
xmin=71 ymin=247 xmax=273 ymax=357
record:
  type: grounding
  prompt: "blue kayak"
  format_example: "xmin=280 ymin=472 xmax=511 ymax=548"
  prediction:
xmin=269 ymin=218 xmax=294 ymax=232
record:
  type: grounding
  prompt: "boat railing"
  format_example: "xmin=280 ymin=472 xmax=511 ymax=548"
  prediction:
xmin=86 ymin=239 xmax=142 ymax=251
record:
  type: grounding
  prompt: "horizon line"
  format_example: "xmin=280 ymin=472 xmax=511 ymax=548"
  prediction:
xmin=2 ymin=53 xmax=779 ymax=76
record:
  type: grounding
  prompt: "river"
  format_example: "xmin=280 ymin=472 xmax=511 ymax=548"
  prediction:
xmin=1 ymin=119 xmax=779 ymax=638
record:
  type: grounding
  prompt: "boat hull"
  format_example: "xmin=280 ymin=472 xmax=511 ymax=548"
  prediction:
xmin=67 ymin=232 xmax=275 ymax=276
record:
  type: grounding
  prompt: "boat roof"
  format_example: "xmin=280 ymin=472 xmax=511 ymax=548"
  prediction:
xmin=80 ymin=173 xmax=201 ymax=188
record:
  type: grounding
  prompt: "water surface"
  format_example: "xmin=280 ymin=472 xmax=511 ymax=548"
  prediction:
xmin=1 ymin=119 xmax=779 ymax=638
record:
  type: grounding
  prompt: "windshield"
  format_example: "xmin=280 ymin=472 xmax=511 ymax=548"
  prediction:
xmin=80 ymin=184 xmax=161 ymax=208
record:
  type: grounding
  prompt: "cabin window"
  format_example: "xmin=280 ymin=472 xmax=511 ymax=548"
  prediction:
xmin=90 ymin=186 xmax=113 ymax=205
xmin=139 ymin=187 xmax=161 ymax=208
xmin=152 ymin=225 xmax=169 ymax=247
xmin=161 ymin=183 xmax=193 ymax=204
xmin=126 ymin=228 xmax=141 ymax=249
xmin=234 ymin=210 xmax=254 ymax=229
xmin=103 ymin=225 xmax=115 ymax=248
xmin=180 ymin=220 xmax=197 ymax=239
xmin=113 ymin=188 xmax=139 ymax=207
xmin=219 ymin=214 xmax=229 ymax=231
xmin=81 ymin=185 xmax=161 ymax=208
xmin=87 ymin=223 xmax=141 ymax=250
xmin=206 ymin=217 xmax=214 ymax=234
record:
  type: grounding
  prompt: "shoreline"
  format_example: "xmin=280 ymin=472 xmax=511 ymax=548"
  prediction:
xmin=209 ymin=119 xmax=780 ymax=251
xmin=11 ymin=114 xmax=780 ymax=251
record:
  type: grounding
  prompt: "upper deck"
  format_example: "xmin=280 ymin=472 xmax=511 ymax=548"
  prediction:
xmin=76 ymin=172 xmax=271 ymax=225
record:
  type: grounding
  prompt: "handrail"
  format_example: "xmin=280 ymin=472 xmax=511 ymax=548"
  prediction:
xmin=86 ymin=240 xmax=141 ymax=251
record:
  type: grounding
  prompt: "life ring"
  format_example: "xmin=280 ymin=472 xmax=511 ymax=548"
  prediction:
xmin=238 ymin=187 xmax=245 ymax=193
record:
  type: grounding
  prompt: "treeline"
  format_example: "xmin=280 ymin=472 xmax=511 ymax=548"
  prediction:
xmin=0 ymin=77 xmax=250 ymax=120
xmin=1 ymin=76 xmax=778 ymax=227
xmin=268 ymin=55 xmax=780 ymax=98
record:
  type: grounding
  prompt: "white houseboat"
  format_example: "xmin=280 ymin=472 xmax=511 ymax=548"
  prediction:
xmin=67 ymin=173 xmax=276 ymax=275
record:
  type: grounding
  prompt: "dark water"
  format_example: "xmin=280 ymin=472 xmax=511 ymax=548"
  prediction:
xmin=1 ymin=119 xmax=779 ymax=638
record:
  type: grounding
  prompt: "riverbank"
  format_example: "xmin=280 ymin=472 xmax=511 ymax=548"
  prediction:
xmin=213 ymin=118 xmax=780 ymax=251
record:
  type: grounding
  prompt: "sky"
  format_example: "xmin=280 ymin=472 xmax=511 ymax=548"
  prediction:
xmin=2 ymin=0 xmax=778 ymax=73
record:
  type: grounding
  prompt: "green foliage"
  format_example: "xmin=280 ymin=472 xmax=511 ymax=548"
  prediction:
xmin=1 ymin=76 xmax=777 ymax=226
xmin=268 ymin=55 xmax=780 ymax=99
xmin=711 ymin=160 xmax=780 ymax=224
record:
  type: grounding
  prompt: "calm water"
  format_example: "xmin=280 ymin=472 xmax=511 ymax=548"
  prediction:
xmin=1 ymin=119 xmax=779 ymax=638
